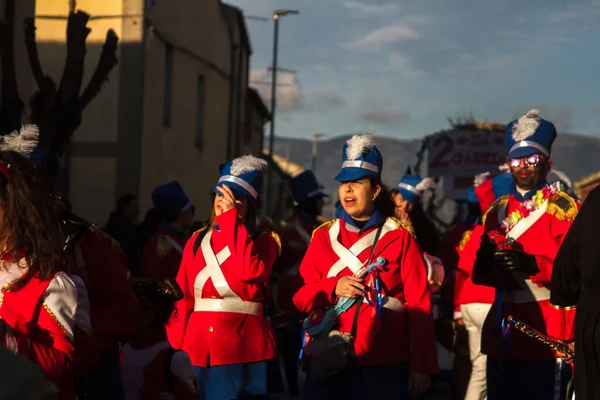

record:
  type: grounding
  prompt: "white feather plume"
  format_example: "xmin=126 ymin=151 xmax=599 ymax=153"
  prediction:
xmin=473 ymin=172 xmax=491 ymax=187
xmin=0 ymin=125 xmax=40 ymax=156
xmin=511 ymin=109 xmax=541 ymax=141
xmin=230 ymin=155 xmax=268 ymax=175
xmin=345 ymin=134 xmax=374 ymax=161
xmin=549 ymin=168 xmax=572 ymax=188
xmin=415 ymin=177 xmax=436 ymax=192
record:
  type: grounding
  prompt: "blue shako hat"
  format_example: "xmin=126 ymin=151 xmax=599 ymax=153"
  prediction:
xmin=396 ymin=174 xmax=436 ymax=205
xmin=506 ymin=109 xmax=557 ymax=159
xmin=152 ymin=181 xmax=193 ymax=221
xmin=288 ymin=170 xmax=328 ymax=205
xmin=335 ymin=134 xmax=383 ymax=182
xmin=213 ymin=155 xmax=268 ymax=201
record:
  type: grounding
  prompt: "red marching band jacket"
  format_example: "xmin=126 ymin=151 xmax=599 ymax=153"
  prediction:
xmin=65 ymin=226 xmax=142 ymax=374
xmin=0 ymin=265 xmax=90 ymax=400
xmin=292 ymin=217 xmax=439 ymax=374
xmin=142 ymin=227 xmax=186 ymax=282
xmin=467 ymin=191 xmax=579 ymax=359
xmin=454 ymin=224 xmax=495 ymax=309
xmin=167 ymin=208 xmax=281 ymax=367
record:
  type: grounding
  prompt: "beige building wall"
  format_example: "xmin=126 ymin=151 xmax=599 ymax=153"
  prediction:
xmin=31 ymin=0 xmax=140 ymax=224
xmin=7 ymin=0 xmax=255 ymax=225
xmin=139 ymin=0 xmax=232 ymax=222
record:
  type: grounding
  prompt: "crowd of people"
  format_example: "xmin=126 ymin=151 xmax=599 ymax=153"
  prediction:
xmin=0 ymin=108 xmax=595 ymax=400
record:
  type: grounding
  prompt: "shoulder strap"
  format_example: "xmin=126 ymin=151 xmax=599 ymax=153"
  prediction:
xmin=164 ymin=347 xmax=177 ymax=394
xmin=350 ymin=223 xmax=384 ymax=339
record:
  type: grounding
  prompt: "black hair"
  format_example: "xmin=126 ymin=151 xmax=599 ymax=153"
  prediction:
xmin=133 ymin=279 xmax=184 ymax=328
xmin=369 ymin=177 xmax=395 ymax=218
xmin=116 ymin=194 xmax=137 ymax=214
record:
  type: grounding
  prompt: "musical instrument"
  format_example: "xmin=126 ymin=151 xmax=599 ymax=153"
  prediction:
xmin=505 ymin=315 xmax=574 ymax=358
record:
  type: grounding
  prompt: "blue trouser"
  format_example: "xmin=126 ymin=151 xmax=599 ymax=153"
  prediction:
xmin=487 ymin=356 xmax=572 ymax=400
xmin=74 ymin=350 xmax=125 ymax=400
xmin=303 ymin=363 xmax=410 ymax=400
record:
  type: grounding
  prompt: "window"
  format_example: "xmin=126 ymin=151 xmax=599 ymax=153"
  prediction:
xmin=162 ymin=44 xmax=173 ymax=127
xmin=195 ymin=75 xmax=206 ymax=150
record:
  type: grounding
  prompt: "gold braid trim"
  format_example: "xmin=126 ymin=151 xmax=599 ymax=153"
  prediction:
xmin=389 ymin=217 xmax=416 ymax=238
xmin=311 ymin=219 xmax=336 ymax=239
xmin=43 ymin=304 xmax=73 ymax=341
xmin=458 ymin=230 xmax=473 ymax=252
xmin=546 ymin=192 xmax=579 ymax=222
xmin=550 ymin=302 xmax=577 ymax=310
xmin=481 ymin=196 xmax=509 ymax=225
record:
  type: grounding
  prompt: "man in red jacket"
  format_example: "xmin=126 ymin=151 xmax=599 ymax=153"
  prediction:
xmin=466 ymin=109 xmax=578 ymax=400
xmin=142 ymin=181 xmax=194 ymax=281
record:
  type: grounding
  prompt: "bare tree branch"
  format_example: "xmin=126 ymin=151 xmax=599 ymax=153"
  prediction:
xmin=79 ymin=29 xmax=119 ymax=110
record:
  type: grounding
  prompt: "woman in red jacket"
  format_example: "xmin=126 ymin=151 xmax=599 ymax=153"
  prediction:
xmin=0 ymin=125 xmax=90 ymax=399
xmin=292 ymin=134 xmax=438 ymax=399
xmin=167 ymin=155 xmax=281 ymax=400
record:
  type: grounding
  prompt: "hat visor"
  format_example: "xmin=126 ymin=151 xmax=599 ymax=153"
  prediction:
xmin=508 ymin=146 xmax=546 ymax=159
xmin=397 ymin=188 xmax=420 ymax=205
xmin=335 ymin=168 xmax=378 ymax=183
xmin=212 ymin=182 xmax=252 ymax=200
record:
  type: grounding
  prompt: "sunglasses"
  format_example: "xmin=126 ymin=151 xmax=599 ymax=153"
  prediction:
xmin=508 ymin=154 xmax=541 ymax=168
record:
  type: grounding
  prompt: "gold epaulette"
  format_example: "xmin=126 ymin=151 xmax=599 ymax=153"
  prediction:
xmin=481 ymin=196 xmax=509 ymax=225
xmin=156 ymin=235 xmax=172 ymax=257
xmin=311 ymin=219 xmax=336 ymax=239
xmin=389 ymin=217 xmax=416 ymax=238
xmin=458 ymin=230 xmax=473 ymax=253
xmin=89 ymin=225 xmax=121 ymax=252
xmin=547 ymin=192 xmax=579 ymax=222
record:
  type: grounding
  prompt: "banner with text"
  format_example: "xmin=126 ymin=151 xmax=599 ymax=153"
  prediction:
xmin=427 ymin=129 xmax=506 ymax=199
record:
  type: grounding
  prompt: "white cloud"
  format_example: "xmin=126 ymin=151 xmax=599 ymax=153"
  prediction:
xmin=342 ymin=2 xmax=400 ymax=15
xmin=342 ymin=25 xmax=418 ymax=50
xmin=357 ymin=109 xmax=411 ymax=126
xmin=250 ymin=68 xmax=302 ymax=111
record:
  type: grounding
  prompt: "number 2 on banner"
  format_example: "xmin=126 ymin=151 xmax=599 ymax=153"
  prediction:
xmin=430 ymin=135 xmax=454 ymax=168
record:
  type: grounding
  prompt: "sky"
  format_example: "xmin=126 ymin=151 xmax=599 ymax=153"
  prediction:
xmin=226 ymin=0 xmax=600 ymax=141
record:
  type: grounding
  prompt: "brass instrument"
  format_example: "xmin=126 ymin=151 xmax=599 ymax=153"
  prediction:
xmin=506 ymin=315 xmax=574 ymax=358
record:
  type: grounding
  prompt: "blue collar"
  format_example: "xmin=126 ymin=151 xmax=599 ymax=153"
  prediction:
xmin=510 ymin=181 xmax=548 ymax=202
xmin=342 ymin=209 xmax=386 ymax=232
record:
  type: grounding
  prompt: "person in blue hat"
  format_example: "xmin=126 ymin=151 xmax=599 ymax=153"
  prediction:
xmin=292 ymin=134 xmax=438 ymax=399
xmin=141 ymin=181 xmax=195 ymax=281
xmin=167 ymin=155 xmax=284 ymax=400
xmin=391 ymin=173 xmax=440 ymax=255
xmin=271 ymin=169 xmax=328 ymax=396
xmin=465 ymin=109 xmax=579 ymax=400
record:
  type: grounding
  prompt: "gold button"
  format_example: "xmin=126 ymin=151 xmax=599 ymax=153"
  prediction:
xmin=208 ymin=326 xmax=214 ymax=332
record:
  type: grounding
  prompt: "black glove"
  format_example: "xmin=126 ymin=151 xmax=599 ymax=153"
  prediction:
xmin=494 ymin=249 xmax=538 ymax=274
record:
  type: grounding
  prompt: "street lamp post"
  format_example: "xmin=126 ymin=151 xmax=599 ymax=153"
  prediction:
xmin=312 ymin=133 xmax=328 ymax=173
xmin=265 ymin=8 xmax=299 ymax=216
